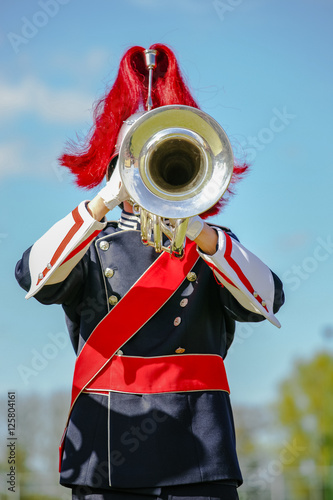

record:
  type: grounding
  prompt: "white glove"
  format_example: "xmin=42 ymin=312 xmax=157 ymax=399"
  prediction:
xmin=186 ymin=215 xmax=204 ymax=241
xmin=98 ymin=160 xmax=129 ymax=211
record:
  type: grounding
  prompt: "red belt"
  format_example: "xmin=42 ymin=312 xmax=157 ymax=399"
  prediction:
xmin=84 ymin=353 xmax=230 ymax=395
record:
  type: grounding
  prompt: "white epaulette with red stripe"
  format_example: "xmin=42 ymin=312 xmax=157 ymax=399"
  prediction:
xmin=26 ymin=201 xmax=107 ymax=300
xmin=198 ymin=228 xmax=281 ymax=328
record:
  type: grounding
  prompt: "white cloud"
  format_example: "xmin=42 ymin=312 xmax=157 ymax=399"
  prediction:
xmin=0 ymin=76 xmax=94 ymax=125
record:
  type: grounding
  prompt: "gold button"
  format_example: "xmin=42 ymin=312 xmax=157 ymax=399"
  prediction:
xmin=104 ymin=268 xmax=114 ymax=278
xmin=108 ymin=295 xmax=118 ymax=306
xmin=187 ymin=272 xmax=197 ymax=282
xmin=99 ymin=240 xmax=109 ymax=251
xmin=180 ymin=298 xmax=188 ymax=308
xmin=175 ymin=347 xmax=185 ymax=354
xmin=174 ymin=317 xmax=181 ymax=326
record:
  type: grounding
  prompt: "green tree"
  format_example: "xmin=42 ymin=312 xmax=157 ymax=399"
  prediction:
xmin=275 ymin=351 xmax=333 ymax=499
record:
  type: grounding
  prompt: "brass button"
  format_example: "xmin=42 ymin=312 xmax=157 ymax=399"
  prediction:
xmin=175 ymin=347 xmax=185 ymax=354
xmin=180 ymin=298 xmax=188 ymax=308
xmin=174 ymin=317 xmax=181 ymax=327
xmin=108 ymin=295 xmax=118 ymax=306
xmin=104 ymin=268 xmax=114 ymax=278
xmin=99 ymin=240 xmax=109 ymax=251
xmin=187 ymin=272 xmax=197 ymax=282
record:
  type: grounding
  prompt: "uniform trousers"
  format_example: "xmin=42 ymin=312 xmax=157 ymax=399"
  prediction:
xmin=71 ymin=482 xmax=239 ymax=500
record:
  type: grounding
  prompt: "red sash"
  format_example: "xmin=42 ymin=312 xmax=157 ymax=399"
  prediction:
xmin=59 ymin=241 xmax=199 ymax=470
xmin=84 ymin=353 xmax=230 ymax=395
xmin=71 ymin=241 xmax=199 ymax=409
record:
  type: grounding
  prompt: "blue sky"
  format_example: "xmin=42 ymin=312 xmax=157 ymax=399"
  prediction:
xmin=1 ymin=0 xmax=332 ymax=408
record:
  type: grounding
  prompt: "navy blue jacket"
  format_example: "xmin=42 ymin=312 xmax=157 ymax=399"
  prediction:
xmin=15 ymin=220 xmax=284 ymax=492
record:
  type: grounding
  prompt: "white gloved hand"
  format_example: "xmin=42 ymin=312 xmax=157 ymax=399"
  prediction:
xmin=98 ymin=160 xmax=129 ymax=211
xmin=186 ymin=215 xmax=204 ymax=241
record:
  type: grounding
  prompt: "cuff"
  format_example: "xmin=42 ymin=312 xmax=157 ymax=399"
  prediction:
xmin=198 ymin=228 xmax=281 ymax=328
xmin=26 ymin=201 xmax=107 ymax=299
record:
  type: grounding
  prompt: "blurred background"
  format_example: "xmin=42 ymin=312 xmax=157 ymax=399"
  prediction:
xmin=1 ymin=0 xmax=332 ymax=498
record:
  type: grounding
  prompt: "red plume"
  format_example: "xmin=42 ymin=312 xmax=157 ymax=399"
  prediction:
xmin=58 ymin=43 xmax=249 ymax=216
xmin=58 ymin=46 xmax=148 ymax=189
xmin=148 ymin=43 xmax=199 ymax=109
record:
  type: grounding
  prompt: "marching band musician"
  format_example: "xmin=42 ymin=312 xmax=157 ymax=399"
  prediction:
xmin=15 ymin=44 xmax=284 ymax=500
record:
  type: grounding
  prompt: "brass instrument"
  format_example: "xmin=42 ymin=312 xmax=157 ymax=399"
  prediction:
xmin=118 ymin=104 xmax=234 ymax=257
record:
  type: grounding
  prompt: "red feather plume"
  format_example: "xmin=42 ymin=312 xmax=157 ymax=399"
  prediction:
xmin=58 ymin=46 xmax=148 ymax=189
xmin=58 ymin=43 xmax=249 ymax=216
